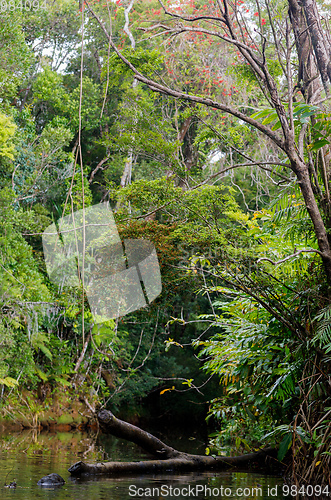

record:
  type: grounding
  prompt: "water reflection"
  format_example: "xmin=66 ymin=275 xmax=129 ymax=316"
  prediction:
xmin=0 ymin=429 xmax=286 ymax=499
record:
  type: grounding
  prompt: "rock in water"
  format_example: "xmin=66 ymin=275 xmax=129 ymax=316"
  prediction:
xmin=37 ymin=473 xmax=65 ymax=486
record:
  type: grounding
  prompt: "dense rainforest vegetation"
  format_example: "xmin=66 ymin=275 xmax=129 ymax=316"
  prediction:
xmin=0 ymin=0 xmax=331 ymax=487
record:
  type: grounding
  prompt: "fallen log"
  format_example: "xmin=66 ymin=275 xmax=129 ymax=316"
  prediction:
xmin=68 ymin=409 xmax=279 ymax=476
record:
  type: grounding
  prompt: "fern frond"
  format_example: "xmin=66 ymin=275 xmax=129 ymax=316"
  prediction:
xmin=312 ymin=305 xmax=331 ymax=348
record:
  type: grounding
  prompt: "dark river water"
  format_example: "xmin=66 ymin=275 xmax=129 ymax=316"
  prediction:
xmin=0 ymin=428 xmax=288 ymax=499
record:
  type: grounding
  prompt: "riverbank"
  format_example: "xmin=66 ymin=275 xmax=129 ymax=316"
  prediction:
xmin=0 ymin=386 xmax=97 ymax=432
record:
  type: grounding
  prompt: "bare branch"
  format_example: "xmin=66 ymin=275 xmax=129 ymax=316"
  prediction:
xmin=265 ymin=0 xmax=286 ymax=74
xmin=257 ymin=248 xmax=323 ymax=265
xmin=202 ymin=162 xmax=292 ymax=184
xmin=196 ymin=116 xmax=292 ymax=182
xmin=89 ymin=156 xmax=110 ymax=183
xmin=157 ymin=0 xmax=226 ymax=24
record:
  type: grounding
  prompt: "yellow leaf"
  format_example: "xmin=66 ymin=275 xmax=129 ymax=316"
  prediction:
xmin=160 ymin=386 xmax=175 ymax=395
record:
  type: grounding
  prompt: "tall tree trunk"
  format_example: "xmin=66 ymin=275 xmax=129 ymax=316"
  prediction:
xmin=301 ymin=0 xmax=331 ymax=94
xmin=288 ymin=0 xmax=319 ymax=100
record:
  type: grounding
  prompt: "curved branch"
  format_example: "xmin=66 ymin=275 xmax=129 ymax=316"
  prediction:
xmin=202 ymin=162 xmax=292 ymax=184
xmin=257 ymin=248 xmax=323 ymax=265
xmin=89 ymin=156 xmax=110 ymax=184
xmin=157 ymin=0 xmax=226 ymax=24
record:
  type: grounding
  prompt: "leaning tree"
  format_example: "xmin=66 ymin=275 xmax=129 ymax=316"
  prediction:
xmin=83 ymin=0 xmax=331 ymax=486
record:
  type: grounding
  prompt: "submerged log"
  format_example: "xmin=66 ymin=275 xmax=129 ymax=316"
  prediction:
xmin=68 ymin=410 xmax=279 ymax=476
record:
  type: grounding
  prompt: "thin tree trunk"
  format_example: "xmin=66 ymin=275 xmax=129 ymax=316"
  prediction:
xmin=74 ymin=332 xmax=91 ymax=373
xmin=120 ymin=153 xmax=133 ymax=188
xmin=290 ymin=154 xmax=331 ymax=279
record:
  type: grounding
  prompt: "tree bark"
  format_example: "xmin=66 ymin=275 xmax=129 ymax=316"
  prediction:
xmin=68 ymin=410 xmax=279 ymax=476
xmin=290 ymin=155 xmax=331 ymax=280
xmin=301 ymin=0 xmax=331 ymax=94
xmin=288 ymin=0 xmax=319 ymax=101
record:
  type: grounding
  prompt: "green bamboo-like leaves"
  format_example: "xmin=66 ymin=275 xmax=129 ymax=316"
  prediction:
xmin=251 ymin=103 xmax=320 ymax=131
